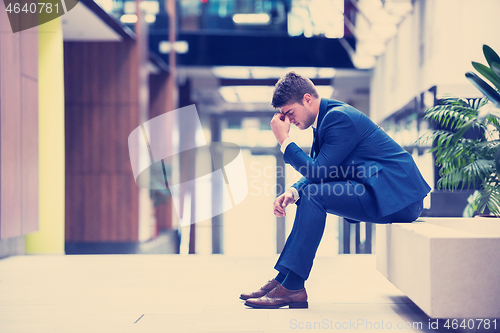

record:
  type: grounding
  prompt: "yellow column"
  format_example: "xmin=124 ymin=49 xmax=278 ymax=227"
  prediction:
xmin=25 ymin=17 xmax=65 ymax=254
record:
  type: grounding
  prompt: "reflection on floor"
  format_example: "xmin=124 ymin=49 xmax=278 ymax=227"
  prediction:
xmin=0 ymin=254 xmax=470 ymax=332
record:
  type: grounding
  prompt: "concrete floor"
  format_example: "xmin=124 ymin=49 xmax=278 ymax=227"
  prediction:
xmin=0 ymin=254 xmax=478 ymax=333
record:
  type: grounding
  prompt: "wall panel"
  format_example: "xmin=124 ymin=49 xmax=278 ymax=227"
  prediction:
xmin=0 ymin=0 xmax=38 ymax=240
xmin=19 ymin=27 xmax=39 ymax=236
xmin=20 ymin=76 xmax=38 ymax=234
xmin=0 ymin=46 xmax=22 ymax=238
xmin=64 ymin=41 xmax=145 ymax=243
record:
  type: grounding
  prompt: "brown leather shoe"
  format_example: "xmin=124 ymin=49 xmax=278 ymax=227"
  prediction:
xmin=239 ymin=279 xmax=280 ymax=300
xmin=244 ymin=284 xmax=308 ymax=309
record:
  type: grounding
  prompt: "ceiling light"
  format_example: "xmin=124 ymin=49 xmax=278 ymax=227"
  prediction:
xmin=213 ymin=67 xmax=335 ymax=80
xmin=212 ymin=67 xmax=251 ymax=79
xmin=218 ymin=86 xmax=275 ymax=103
xmin=218 ymin=85 xmax=334 ymax=104
xmin=139 ymin=1 xmax=159 ymax=14
xmin=233 ymin=86 xmax=274 ymax=103
xmin=232 ymin=13 xmax=270 ymax=25
xmin=317 ymin=68 xmax=336 ymax=78
xmin=120 ymin=14 xmax=137 ymax=24
xmin=159 ymin=41 xmax=189 ymax=54
xmin=250 ymin=67 xmax=287 ymax=79
xmin=145 ymin=14 xmax=156 ymax=23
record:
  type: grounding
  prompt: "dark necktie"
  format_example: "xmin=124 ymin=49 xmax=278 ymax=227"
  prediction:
xmin=311 ymin=127 xmax=317 ymax=158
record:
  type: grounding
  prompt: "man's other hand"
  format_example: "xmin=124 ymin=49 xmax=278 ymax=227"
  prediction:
xmin=270 ymin=113 xmax=290 ymax=145
xmin=273 ymin=189 xmax=295 ymax=217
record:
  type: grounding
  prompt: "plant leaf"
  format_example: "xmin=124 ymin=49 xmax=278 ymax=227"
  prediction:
xmin=471 ymin=62 xmax=500 ymax=90
xmin=477 ymin=180 xmax=500 ymax=215
xmin=483 ymin=45 xmax=500 ymax=70
xmin=495 ymin=146 xmax=500 ymax=176
xmin=492 ymin=62 xmax=500 ymax=80
xmin=465 ymin=72 xmax=500 ymax=105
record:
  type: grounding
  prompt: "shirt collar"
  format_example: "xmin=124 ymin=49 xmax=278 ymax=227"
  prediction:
xmin=312 ymin=110 xmax=319 ymax=130
xmin=315 ymin=98 xmax=328 ymax=130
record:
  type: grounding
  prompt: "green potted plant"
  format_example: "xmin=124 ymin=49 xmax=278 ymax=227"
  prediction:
xmin=420 ymin=45 xmax=500 ymax=216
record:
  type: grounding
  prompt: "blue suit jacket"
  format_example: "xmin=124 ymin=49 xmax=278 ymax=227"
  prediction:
xmin=284 ymin=98 xmax=431 ymax=218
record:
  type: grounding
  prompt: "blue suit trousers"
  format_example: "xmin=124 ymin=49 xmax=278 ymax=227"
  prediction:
xmin=274 ymin=181 xmax=423 ymax=280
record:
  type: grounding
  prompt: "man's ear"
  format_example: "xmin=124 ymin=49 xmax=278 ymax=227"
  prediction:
xmin=303 ymin=93 xmax=312 ymax=106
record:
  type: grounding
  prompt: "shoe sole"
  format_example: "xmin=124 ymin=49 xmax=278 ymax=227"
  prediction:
xmin=244 ymin=301 xmax=308 ymax=309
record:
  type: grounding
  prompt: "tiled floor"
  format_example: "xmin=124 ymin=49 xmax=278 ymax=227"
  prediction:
xmin=0 ymin=254 xmax=474 ymax=332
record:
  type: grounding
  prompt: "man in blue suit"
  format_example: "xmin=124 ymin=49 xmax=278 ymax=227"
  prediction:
xmin=242 ymin=72 xmax=431 ymax=309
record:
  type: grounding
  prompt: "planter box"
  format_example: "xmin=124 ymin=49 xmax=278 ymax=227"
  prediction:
xmin=376 ymin=218 xmax=500 ymax=319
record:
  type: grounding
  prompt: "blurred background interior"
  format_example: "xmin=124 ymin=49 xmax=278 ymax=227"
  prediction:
xmin=1 ymin=0 xmax=499 ymax=258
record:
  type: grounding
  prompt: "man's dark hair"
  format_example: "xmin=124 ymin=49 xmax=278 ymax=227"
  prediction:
xmin=271 ymin=72 xmax=319 ymax=108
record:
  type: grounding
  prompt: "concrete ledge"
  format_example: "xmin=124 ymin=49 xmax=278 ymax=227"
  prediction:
xmin=376 ymin=218 xmax=500 ymax=319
